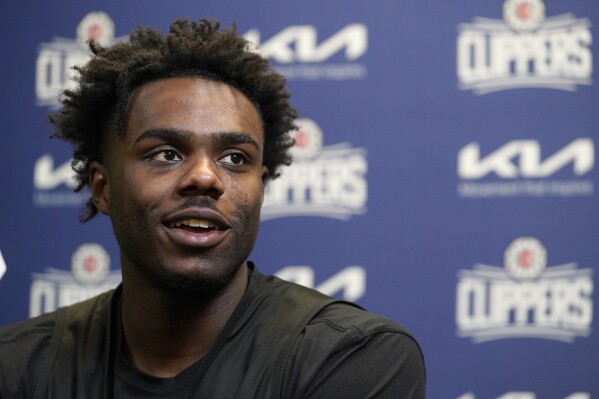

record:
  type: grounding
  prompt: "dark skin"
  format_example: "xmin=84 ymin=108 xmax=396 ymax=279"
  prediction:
xmin=89 ymin=77 xmax=269 ymax=377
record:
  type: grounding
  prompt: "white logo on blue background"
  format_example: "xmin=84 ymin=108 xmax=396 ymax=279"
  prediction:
xmin=457 ymin=0 xmax=592 ymax=94
xmin=29 ymin=243 xmax=121 ymax=317
xmin=262 ymin=118 xmax=368 ymax=221
xmin=456 ymin=237 xmax=593 ymax=343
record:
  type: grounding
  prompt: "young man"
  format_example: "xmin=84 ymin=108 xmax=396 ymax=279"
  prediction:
xmin=0 ymin=19 xmax=425 ymax=398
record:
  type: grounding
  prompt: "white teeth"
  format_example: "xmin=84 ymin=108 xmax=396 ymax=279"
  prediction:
xmin=171 ymin=219 xmax=216 ymax=229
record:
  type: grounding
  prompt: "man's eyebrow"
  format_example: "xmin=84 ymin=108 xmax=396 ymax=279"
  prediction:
xmin=134 ymin=128 xmax=195 ymax=145
xmin=133 ymin=128 xmax=260 ymax=149
xmin=216 ymin=132 xmax=260 ymax=149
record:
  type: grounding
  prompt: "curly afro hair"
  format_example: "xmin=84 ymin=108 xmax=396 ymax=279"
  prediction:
xmin=48 ymin=18 xmax=297 ymax=222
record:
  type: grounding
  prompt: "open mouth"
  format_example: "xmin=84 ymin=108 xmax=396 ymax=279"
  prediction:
xmin=169 ymin=218 xmax=225 ymax=233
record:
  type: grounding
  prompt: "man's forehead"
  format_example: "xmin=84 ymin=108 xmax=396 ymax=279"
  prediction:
xmin=128 ymin=77 xmax=256 ymax=110
xmin=122 ymin=77 xmax=264 ymax=144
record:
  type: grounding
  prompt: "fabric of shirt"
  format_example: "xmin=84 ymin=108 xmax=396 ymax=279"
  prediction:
xmin=114 ymin=351 xmax=202 ymax=398
xmin=0 ymin=263 xmax=426 ymax=398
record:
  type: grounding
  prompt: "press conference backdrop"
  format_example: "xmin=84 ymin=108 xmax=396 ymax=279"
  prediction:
xmin=1 ymin=1 xmax=598 ymax=397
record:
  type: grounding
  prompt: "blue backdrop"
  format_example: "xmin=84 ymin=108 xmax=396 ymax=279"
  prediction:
xmin=1 ymin=1 xmax=597 ymax=397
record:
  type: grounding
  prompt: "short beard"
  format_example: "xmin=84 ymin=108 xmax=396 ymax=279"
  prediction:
xmin=148 ymin=252 xmax=245 ymax=300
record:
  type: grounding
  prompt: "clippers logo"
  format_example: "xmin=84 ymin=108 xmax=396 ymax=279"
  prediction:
xmin=457 ymin=139 xmax=595 ymax=198
xmin=29 ymin=243 xmax=121 ymax=317
xmin=262 ymin=118 xmax=368 ymax=220
xmin=244 ymin=24 xmax=368 ymax=81
xmin=36 ymin=11 xmax=118 ymax=108
xmin=456 ymin=237 xmax=593 ymax=343
xmin=32 ymin=154 xmax=82 ymax=207
xmin=457 ymin=0 xmax=592 ymax=94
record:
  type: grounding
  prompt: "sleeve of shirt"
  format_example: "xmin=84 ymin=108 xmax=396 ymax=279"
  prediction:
xmin=0 ymin=313 xmax=58 ymax=399
xmin=282 ymin=305 xmax=426 ymax=399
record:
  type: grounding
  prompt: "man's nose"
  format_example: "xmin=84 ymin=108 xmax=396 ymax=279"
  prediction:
xmin=177 ymin=156 xmax=225 ymax=198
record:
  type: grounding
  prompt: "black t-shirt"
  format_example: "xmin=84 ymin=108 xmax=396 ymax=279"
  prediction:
xmin=112 ymin=296 xmax=205 ymax=398
xmin=114 ymin=352 xmax=202 ymax=398
xmin=0 ymin=264 xmax=426 ymax=398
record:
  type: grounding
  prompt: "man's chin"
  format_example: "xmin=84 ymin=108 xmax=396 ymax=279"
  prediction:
xmin=151 ymin=262 xmax=244 ymax=299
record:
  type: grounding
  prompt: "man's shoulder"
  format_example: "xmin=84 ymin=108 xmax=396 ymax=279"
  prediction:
xmin=0 ymin=289 xmax=118 ymax=396
xmin=255 ymin=271 xmax=423 ymax=357
xmin=303 ymin=301 xmax=422 ymax=358
xmin=255 ymin=271 xmax=417 ymax=340
xmin=0 ymin=288 xmax=116 ymax=342
xmin=0 ymin=289 xmax=117 ymax=369
xmin=0 ymin=308 xmax=62 ymax=396
xmin=282 ymin=296 xmax=426 ymax=397
xmin=0 ymin=309 xmax=58 ymax=346
xmin=312 ymin=301 xmax=415 ymax=337
xmin=256 ymin=272 xmax=415 ymax=337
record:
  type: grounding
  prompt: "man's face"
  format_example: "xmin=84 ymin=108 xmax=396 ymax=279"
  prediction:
xmin=93 ymin=77 xmax=268 ymax=295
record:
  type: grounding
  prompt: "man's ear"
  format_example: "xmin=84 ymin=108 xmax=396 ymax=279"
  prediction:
xmin=260 ymin=166 xmax=270 ymax=205
xmin=89 ymin=161 xmax=111 ymax=215
xmin=261 ymin=166 xmax=270 ymax=186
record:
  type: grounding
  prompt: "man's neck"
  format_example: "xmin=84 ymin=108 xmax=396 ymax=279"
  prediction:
xmin=119 ymin=263 xmax=249 ymax=378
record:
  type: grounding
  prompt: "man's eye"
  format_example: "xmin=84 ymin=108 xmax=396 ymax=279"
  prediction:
xmin=150 ymin=150 xmax=182 ymax=162
xmin=221 ymin=153 xmax=245 ymax=165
